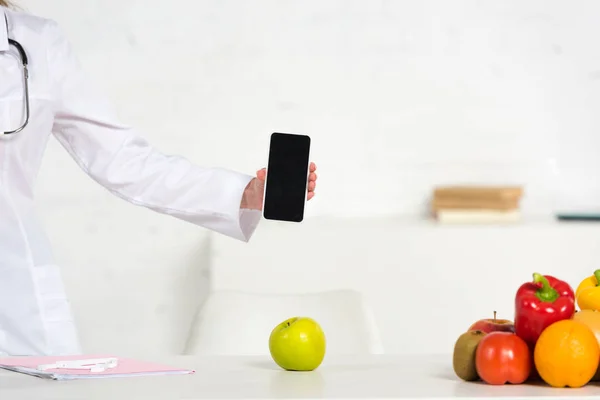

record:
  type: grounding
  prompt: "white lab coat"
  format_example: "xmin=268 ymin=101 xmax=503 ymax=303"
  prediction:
xmin=0 ymin=8 xmax=261 ymax=356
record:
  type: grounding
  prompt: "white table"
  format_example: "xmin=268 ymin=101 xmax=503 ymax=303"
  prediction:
xmin=0 ymin=354 xmax=598 ymax=399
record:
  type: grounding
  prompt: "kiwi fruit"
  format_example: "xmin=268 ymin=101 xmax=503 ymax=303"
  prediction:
xmin=453 ymin=330 xmax=486 ymax=381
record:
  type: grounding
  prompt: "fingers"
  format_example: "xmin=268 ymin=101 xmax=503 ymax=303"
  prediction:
xmin=307 ymin=173 xmax=316 ymax=201
xmin=308 ymin=163 xmax=317 ymax=200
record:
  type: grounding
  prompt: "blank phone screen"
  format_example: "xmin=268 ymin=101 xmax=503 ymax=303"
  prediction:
xmin=263 ymin=132 xmax=311 ymax=222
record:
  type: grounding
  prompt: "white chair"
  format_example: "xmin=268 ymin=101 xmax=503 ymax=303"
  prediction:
xmin=183 ymin=289 xmax=384 ymax=355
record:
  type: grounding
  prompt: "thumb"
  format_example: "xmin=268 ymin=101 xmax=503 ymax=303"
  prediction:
xmin=256 ymin=168 xmax=267 ymax=181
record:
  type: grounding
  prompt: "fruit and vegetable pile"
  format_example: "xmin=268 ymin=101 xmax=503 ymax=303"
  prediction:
xmin=453 ymin=270 xmax=600 ymax=388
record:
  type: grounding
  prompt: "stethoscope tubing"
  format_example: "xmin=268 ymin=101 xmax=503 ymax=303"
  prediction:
xmin=2 ymin=13 xmax=30 ymax=135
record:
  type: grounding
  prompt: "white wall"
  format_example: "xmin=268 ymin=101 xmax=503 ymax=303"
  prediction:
xmin=209 ymin=217 xmax=600 ymax=354
xmin=14 ymin=0 xmax=600 ymax=354
xmin=29 ymin=0 xmax=600 ymax=217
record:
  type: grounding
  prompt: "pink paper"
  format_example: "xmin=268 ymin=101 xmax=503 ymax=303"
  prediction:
xmin=0 ymin=354 xmax=195 ymax=376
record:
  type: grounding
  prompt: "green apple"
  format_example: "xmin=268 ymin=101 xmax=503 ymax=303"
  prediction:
xmin=269 ymin=317 xmax=326 ymax=371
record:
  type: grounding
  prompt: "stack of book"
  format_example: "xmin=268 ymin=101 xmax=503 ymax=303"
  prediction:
xmin=431 ymin=186 xmax=523 ymax=224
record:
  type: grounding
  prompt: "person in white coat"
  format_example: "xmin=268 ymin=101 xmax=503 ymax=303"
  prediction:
xmin=0 ymin=3 xmax=318 ymax=356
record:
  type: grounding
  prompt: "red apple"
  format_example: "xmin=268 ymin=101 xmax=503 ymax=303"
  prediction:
xmin=469 ymin=311 xmax=515 ymax=334
xmin=475 ymin=332 xmax=531 ymax=385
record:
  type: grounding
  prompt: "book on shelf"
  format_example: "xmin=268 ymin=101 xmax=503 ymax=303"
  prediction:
xmin=433 ymin=186 xmax=523 ymax=202
xmin=435 ymin=209 xmax=521 ymax=224
xmin=431 ymin=185 xmax=523 ymax=224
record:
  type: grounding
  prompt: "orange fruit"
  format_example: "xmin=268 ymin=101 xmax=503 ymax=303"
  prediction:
xmin=534 ymin=319 xmax=600 ymax=388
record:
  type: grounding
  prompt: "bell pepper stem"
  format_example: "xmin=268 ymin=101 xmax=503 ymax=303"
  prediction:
xmin=594 ymin=270 xmax=600 ymax=286
xmin=533 ymin=273 xmax=559 ymax=302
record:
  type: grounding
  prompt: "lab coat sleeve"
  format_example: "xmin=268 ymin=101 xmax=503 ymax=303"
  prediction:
xmin=44 ymin=21 xmax=261 ymax=242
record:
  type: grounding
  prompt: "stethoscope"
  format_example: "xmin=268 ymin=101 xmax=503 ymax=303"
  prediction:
xmin=2 ymin=13 xmax=30 ymax=135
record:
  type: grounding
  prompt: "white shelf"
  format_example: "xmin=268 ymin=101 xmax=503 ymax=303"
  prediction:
xmin=303 ymin=213 xmax=600 ymax=227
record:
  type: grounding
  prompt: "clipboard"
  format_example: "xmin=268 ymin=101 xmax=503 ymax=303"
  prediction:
xmin=0 ymin=354 xmax=195 ymax=380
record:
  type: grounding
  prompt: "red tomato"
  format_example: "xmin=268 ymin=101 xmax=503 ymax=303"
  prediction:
xmin=475 ymin=331 xmax=532 ymax=385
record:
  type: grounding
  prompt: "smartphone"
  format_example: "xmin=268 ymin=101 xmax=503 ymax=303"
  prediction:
xmin=263 ymin=132 xmax=311 ymax=222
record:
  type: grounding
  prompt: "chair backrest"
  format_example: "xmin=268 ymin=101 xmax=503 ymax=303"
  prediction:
xmin=183 ymin=289 xmax=384 ymax=355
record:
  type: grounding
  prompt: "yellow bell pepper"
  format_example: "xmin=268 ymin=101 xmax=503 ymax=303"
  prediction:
xmin=576 ymin=270 xmax=600 ymax=311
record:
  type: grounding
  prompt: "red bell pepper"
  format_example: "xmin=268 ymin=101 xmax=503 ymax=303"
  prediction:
xmin=514 ymin=273 xmax=575 ymax=347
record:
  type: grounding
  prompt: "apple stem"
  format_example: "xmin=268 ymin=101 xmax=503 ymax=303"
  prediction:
xmin=493 ymin=311 xmax=496 ymax=322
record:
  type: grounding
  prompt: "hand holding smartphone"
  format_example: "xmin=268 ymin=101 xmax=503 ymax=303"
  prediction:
xmin=262 ymin=132 xmax=311 ymax=222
